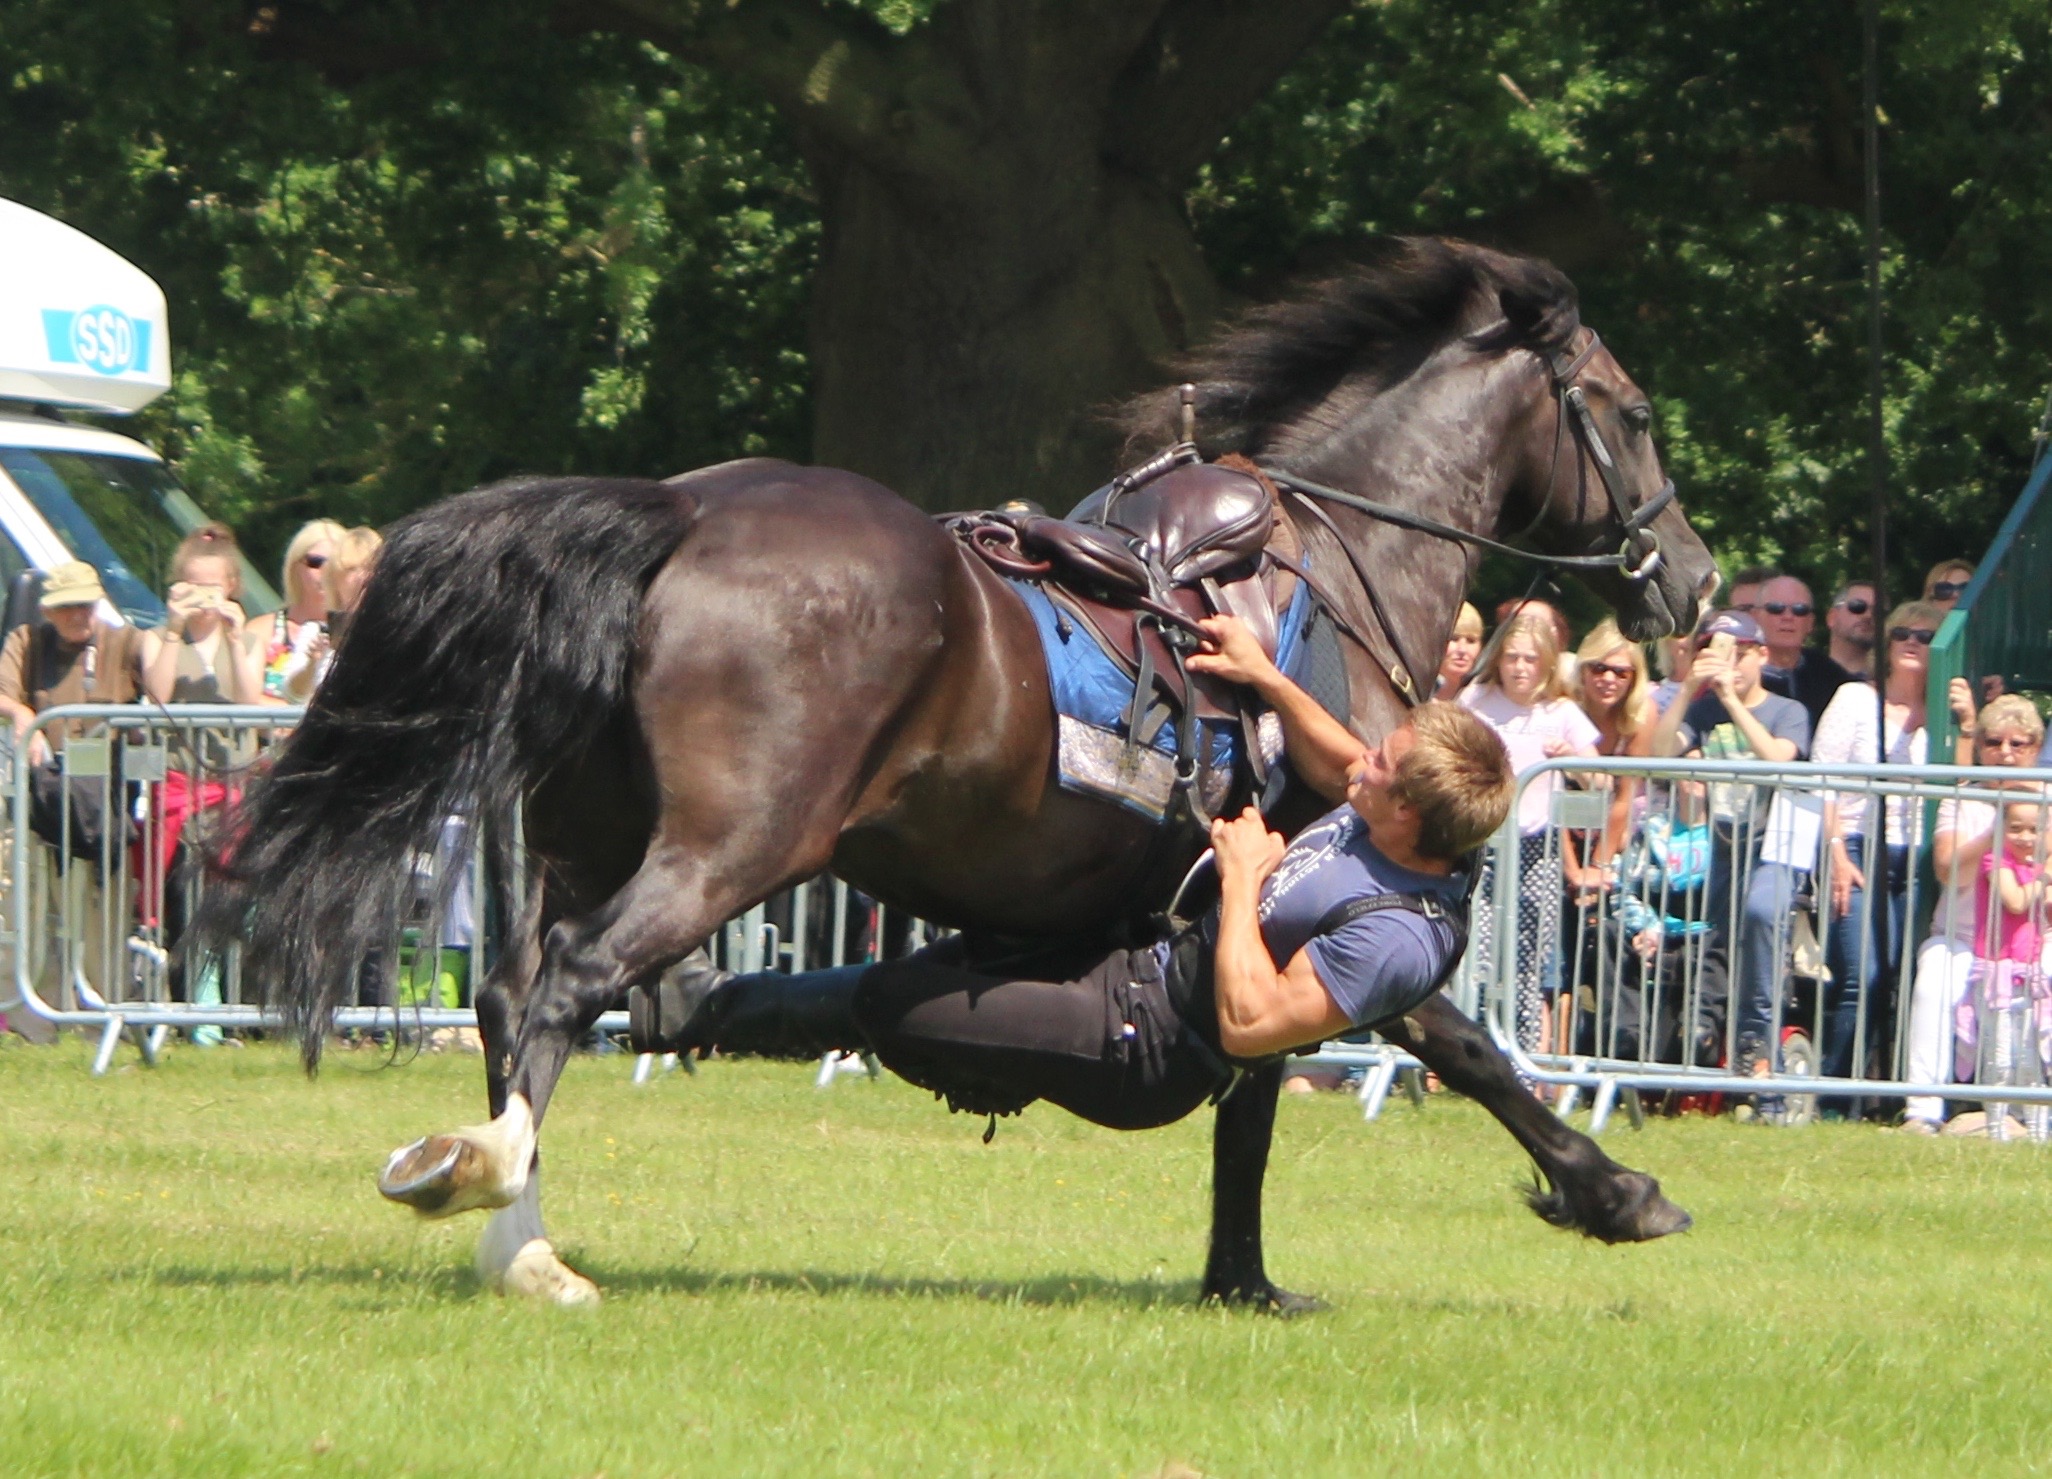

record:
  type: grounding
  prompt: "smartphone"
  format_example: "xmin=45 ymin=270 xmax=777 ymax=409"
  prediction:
xmin=1708 ymin=633 xmax=1734 ymax=663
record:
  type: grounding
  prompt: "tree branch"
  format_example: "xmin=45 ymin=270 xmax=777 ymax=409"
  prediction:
xmin=564 ymin=0 xmax=975 ymax=175
xmin=1103 ymin=0 xmax=1352 ymax=183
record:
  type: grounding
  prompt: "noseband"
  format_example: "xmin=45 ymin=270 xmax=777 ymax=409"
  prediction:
xmin=1257 ymin=325 xmax=1674 ymax=583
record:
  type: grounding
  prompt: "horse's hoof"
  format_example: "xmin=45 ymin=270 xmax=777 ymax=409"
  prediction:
xmin=1202 ymin=1283 xmax=1328 ymax=1318
xmin=378 ymin=1098 xmax=536 ymax=1219
xmin=498 ymin=1240 xmax=601 ymax=1308
xmin=1620 ymin=1183 xmax=1693 ymax=1241
xmin=376 ymin=1138 xmax=518 ymax=1220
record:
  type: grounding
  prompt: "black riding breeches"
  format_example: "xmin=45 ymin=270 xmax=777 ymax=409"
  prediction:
xmin=851 ymin=935 xmax=1236 ymax=1131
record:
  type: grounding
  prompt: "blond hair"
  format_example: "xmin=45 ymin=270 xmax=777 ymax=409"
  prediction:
xmin=1923 ymin=559 xmax=1974 ymax=597
xmin=1979 ymin=694 xmax=2045 ymax=747
xmin=322 ymin=527 xmax=383 ymax=609
xmin=1475 ymin=610 xmax=1569 ymax=704
xmin=1885 ymin=599 xmax=1945 ymax=637
xmin=1451 ymin=601 xmax=1484 ymax=640
xmin=1391 ymin=702 xmax=1515 ymax=860
xmin=281 ymin=519 xmax=348 ymax=612
xmin=1573 ymin=619 xmax=1653 ymax=742
xmin=171 ymin=522 xmax=244 ymax=597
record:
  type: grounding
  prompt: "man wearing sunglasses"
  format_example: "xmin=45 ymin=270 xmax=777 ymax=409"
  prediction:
xmin=1824 ymin=582 xmax=1876 ymax=682
xmin=1753 ymin=573 xmax=1853 ymax=732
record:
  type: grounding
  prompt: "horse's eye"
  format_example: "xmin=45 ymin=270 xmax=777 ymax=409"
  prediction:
xmin=1625 ymin=405 xmax=1653 ymax=435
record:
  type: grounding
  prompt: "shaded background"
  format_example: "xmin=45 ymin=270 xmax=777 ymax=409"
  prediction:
xmin=3 ymin=0 xmax=2047 ymax=619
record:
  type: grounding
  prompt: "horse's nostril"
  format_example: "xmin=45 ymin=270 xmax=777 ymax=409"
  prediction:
xmin=1697 ymin=568 xmax=1723 ymax=602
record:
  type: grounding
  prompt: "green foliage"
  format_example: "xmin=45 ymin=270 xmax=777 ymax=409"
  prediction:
xmin=1198 ymin=0 xmax=2052 ymax=606
xmin=4 ymin=0 xmax=2048 ymax=599
xmin=1 ymin=5 xmax=816 ymax=564
xmin=7 ymin=1039 xmax=2052 ymax=1475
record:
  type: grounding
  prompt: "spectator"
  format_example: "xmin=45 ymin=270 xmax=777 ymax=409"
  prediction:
xmin=302 ymin=526 xmax=383 ymax=692
xmin=1923 ymin=559 xmax=1974 ymax=612
xmin=1726 ymin=565 xmax=1778 ymax=617
xmin=1493 ymin=596 xmax=1575 ymax=687
xmin=0 ymin=561 xmax=144 ymax=765
xmin=142 ymin=524 xmax=265 ymax=710
xmin=1812 ymin=602 xmax=1940 ymax=1098
xmin=1435 ymin=601 xmax=1484 ymax=699
xmin=1651 ymin=610 xmax=1809 ymax=1071
xmin=0 ymin=561 xmax=145 ymax=1038
xmin=1900 ymin=687 xmax=2045 ymax=1132
xmin=1755 ymin=573 xmax=1850 ymax=730
xmin=1824 ymin=581 xmax=1876 ymax=681
xmin=1460 ymin=610 xmax=1600 ymax=1055
xmin=1568 ymin=619 xmax=1654 ymax=871
xmin=246 ymin=519 xmax=344 ymax=705
xmin=1953 ymin=792 xmax=2052 ymax=1113
xmin=137 ymin=526 xmax=266 ymax=978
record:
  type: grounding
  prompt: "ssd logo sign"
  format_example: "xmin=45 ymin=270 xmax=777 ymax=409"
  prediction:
xmin=41 ymin=306 xmax=153 ymax=376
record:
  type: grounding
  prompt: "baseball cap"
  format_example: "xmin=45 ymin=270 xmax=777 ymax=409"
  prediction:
xmin=1695 ymin=609 xmax=1764 ymax=645
xmin=39 ymin=561 xmax=105 ymax=610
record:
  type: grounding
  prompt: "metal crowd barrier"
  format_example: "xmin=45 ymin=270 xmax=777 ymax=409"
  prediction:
xmin=1472 ymin=753 xmax=2052 ymax=1136
xmin=0 ymin=704 xmax=947 ymax=1077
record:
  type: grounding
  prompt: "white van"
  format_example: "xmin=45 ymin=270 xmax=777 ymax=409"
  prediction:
xmin=0 ymin=198 xmax=280 ymax=627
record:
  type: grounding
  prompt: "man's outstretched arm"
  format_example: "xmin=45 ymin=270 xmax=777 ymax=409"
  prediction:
xmin=1187 ymin=615 xmax=1367 ymax=802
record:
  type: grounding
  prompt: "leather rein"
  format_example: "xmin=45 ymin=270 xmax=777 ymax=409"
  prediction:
xmin=1257 ymin=328 xmax=1674 ymax=585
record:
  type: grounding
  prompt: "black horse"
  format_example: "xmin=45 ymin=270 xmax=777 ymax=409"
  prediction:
xmin=201 ymin=238 xmax=1716 ymax=1306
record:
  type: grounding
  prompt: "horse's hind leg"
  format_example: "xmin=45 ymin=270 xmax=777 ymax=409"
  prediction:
xmin=1381 ymin=994 xmax=1692 ymax=1242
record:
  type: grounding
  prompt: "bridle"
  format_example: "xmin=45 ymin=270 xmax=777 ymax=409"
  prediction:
xmin=1256 ymin=325 xmax=1675 ymax=583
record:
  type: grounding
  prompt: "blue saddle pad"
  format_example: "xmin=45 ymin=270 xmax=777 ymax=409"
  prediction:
xmin=1008 ymin=580 xmax=1313 ymax=821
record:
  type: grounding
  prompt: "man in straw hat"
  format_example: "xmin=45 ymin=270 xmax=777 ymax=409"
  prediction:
xmin=0 ymin=561 xmax=143 ymax=764
xmin=0 ymin=561 xmax=144 ymax=1039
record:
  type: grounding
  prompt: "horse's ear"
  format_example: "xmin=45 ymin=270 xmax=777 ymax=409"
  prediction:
xmin=1492 ymin=260 xmax=1579 ymax=350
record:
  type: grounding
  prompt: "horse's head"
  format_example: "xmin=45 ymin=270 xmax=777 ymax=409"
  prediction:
xmin=1489 ymin=269 xmax=1718 ymax=642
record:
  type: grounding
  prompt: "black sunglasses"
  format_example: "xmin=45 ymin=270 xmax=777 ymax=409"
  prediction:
xmin=1581 ymin=661 xmax=1635 ymax=680
xmin=1889 ymin=626 xmax=1937 ymax=645
xmin=1930 ymin=580 xmax=1968 ymax=599
xmin=1760 ymin=602 xmax=1813 ymax=617
xmin=1835 ymin=597 xmax=1871 ymax=615
xmin=302 ymin=552 xmax=329 ymax=569
xmin=1982 ymin=735 xmax=2036 ymax=752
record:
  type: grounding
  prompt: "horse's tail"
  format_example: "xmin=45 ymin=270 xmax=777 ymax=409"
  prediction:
xmin=194 ymin=475 xmax=699 ymax=1068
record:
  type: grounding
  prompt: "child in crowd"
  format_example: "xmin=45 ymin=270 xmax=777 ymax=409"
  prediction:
xmin=1956 ymin=794 xmax=2052 ymax=1110
xmin=1459 ymin=609 xmax=1600 ymax=1057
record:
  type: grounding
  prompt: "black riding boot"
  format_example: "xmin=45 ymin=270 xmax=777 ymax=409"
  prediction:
xmin=628 ymin=946 xmax=733 ymax=1056
xmin=698 ymin=966 xmax=872 ymax=1061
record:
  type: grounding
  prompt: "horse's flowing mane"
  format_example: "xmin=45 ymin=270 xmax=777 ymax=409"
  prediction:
xmin=1120 ymin=236 xmax=1581 ymax=459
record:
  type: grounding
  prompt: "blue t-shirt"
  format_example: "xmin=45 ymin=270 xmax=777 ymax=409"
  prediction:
xmin=1243 ymin=806 xmax=1468 ymax=1027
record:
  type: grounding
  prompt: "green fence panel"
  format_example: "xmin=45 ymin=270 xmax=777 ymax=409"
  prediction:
xmin=1926 ymin=448 xmax=2052 ymax=759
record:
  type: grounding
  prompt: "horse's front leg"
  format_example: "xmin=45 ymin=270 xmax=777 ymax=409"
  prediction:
xmin=1380 ymin=994 xmax=1692 ymax=1242
xmin=1201 ymin=1060 xmax=1325 ymax=1314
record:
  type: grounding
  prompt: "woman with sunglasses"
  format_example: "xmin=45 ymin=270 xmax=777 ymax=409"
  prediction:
xmin=1568 ymin=621 xmax=1655 ymax=875
xmin=1922 ymin=560 xmax=1975 ymax=613
xmin=1899 ymin=689 xmax=2047 ymax=1133
xmin=1810 ymin=601 xmax=1945 ymax=1098
xmin=248 ymin=518 xmax=345 ymax=704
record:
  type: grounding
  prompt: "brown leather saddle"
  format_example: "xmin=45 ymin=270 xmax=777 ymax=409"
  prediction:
xmin=944 ymin=451 xmax=1301 ymax=811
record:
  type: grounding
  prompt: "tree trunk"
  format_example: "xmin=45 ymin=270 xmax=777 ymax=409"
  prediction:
xmin=805 ymin=150 xmax=1217 ymax=508
xmin=595 ymin=0 xmax=1351 ymax=509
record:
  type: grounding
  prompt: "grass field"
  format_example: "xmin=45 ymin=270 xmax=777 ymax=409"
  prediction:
xmin=3 ymin=1035 xmax=2050 ymax=1479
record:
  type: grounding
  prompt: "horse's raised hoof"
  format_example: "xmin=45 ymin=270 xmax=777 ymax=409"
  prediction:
xmin=1202 ymin=1283 xmax=1328 ymax=1318
xmin=1526 ymin=1166 xmax=1693 ymax=1244
xmin=377 ymin=1095 xmax=535 ymax=1219
xmin=496 ymin=1240 xmax=601 ymax=1309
